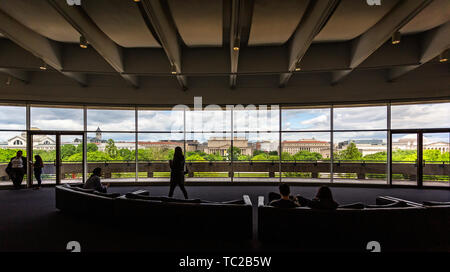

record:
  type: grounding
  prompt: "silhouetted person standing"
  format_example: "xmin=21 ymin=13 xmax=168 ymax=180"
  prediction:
xmin=297 ymin=186 xmax=339 ymax=210
xmin=84 ymin=167 xmax=109 ymax=193
xmin=31 ymin=155 xmax=44 ymax=190
xmin=269 ymin=183 xmax=299 ymax=208
xmin=6 ymin=150 xmax=27 ymax=190
xmin=168 ymin=146 xmax=188 ymax=199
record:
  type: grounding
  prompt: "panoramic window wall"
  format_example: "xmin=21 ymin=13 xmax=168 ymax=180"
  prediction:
xmin=0 ymin=102 xmax=448 ymax=186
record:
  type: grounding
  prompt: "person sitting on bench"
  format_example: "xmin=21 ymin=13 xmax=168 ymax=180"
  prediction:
xmin=268 ymin=183 xmax=299 ymax=208
xmin=83 ymin=167 xmax=109 ymax=193
xmin=296 ymin=186 xmax=339 ymax=210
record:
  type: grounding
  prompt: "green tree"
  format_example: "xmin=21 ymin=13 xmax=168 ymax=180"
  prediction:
xmin=105 ymin=139 xmax=119 ymax=159
xmin=293 ymin=150 xmax=323 ymax=161
xmin=119 ymin=149 xmax=135 ymax=161
xmin=61 ymin=144 xmax=76 ymax=160
xmin=205 ymin=152 xmax=224 ymax=161
xmin=337 ymin=142 xmax=362 ymax=160
xmin=186 ymin=153 xmax=205 ymax=161
xmin=226 ymin=146 xmax=241 ymax=161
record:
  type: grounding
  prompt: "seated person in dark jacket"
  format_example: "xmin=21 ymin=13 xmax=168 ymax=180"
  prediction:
xmin=83 ymin=167 xmax=109 ymax=193
xmin=269 ymin=183 xmax=299 ymax=208
xmin=296 ymin=186 xmax=338 ymax=210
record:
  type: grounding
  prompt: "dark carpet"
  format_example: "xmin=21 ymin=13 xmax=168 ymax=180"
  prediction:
xmin=0 ymin=185 xmax=448 ymax=252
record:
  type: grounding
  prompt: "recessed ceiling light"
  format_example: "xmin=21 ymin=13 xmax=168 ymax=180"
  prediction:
xmin=39 ymin=61 xmax=47 ymax=70
xmin=391 ymin=31 xmax=401 ymax=45
xmin=233 ymin=38 xmax=240 ymax=51
xmin=439 ymin=49 xmax=448 ymax=63
xmin=80 ymin=35 xmax=88 ymax=49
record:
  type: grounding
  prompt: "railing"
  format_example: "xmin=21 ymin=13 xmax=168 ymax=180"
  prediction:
xmin=1 ymin=160 xmax=448 ymax=182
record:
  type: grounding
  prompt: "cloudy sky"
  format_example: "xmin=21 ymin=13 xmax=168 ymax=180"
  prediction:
xmin=0 ymin=103 xmax=448 ymax=144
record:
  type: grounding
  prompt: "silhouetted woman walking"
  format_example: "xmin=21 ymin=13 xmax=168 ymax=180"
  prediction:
xmin=168 ymin=146 xmax=188 ymax=199
xmin=32 ymin=155 xmax=44 ymax=190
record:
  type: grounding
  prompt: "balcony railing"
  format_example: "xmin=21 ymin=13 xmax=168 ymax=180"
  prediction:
xmin=0 ymin=160 xmax=448 ymax=183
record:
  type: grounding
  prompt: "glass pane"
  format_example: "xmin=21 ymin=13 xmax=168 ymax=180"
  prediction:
xmin=185 ymin=132 xmax=231 ymax=181
xmin=137 ymin=132 xmax=184 ymax=181
xmin=392 ymin=133 xmax=418 ymax=185
xmin=423 ymin=133 xmax=449 ymax=187
xmin=334 ymin=106 xmax=387 ymax=130
xmin=87 ymin=108 xmax=135 ymax=131
xmin=31 ymin=106 xmax=83 ymax=131
xmin=86 ymin=133 xmax=136 ymax=182
xmin=186 ymin=108 xmax=231 ymax=132
xmin=0 ymin=131 xmax=27 ymax=186
xmin=0 ymin=105 xmax=26 ymax=130
xmin=281 ymin=132 xmax=331 ymax=182
xmin=333 ymin=131 xmax=387 ymax=184
xmin=233 ymin=106 xmax=279 ymax=132
xmin=138 ymin=110 xmax=183 ymax=132
xmin=60 ymin=135 xmax=83 ymax=184
xmin=282 ymin=108 xmax=330 ymax=131
xmin=233 ymin=132 xmax=279 ymax=181
xmin=32 ymin=134 xmax=56 ymax=185
xmin=391 ymin=103 xmax=450 ymax=129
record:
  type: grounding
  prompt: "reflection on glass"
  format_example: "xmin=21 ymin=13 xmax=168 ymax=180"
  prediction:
xmin=281 ymin=132 xmax=331 ymax=181
xmin=0 ymin=131 xmax=27 ymax=185
xmin=32 ymin=134 xmax=56 ymax=184
xmin=60 ymin=135 xmax=83 ymax=183
xmin=0 ymin=106 xmax=26 ymax=130
xmin=392 ymin=134 xmax=418 ymax=185
xmin=31 ymin=107 xmax=83 ymax=131
xmin=137 ymin=133 xmax=184 ymax=180
xmin=282 ymin=108 xmax=330 ymax=131
xmin=422 ymin=133 xmax=449 ymax=187
xmin=87 ymin=109 xmax=135 ymax=131
xmin=391 ymin=103 xmax=450 ymax=129
xmin=333 ymin=132 xmax=387 ymax=183
xmin=86 ymin=132 xmax=136 ymax=181
xmin=138 ymin=110 xmax=183 ymax=132
xmin=334 ymin=106 xmax=386 ymax=130
xmin=185 ymin=132 xmax=232 ymax=180
xmin=233 ymin=132 xmax=279 ymax=180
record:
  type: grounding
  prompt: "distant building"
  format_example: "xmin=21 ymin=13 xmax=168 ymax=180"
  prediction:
xmin=204 ymin=137 xmax=252 ymax=156
xmin=338 ymin=139 xmax=386 ymax=156
xmin=0 ymin=130 xmax=56 ymax=150
xmin=282 ymin=139 xmax=331 ymax=158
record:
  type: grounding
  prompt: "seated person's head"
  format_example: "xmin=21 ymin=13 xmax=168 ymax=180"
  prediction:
xmin=279 ymin=183 xmax=290 ymax=198
xmin=93 ymin=167 xmax=102 ymax=176
xmin=316 ymin=186 xmax=333 ymax=201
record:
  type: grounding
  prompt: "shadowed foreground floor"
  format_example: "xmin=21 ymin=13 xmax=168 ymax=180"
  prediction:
xmin=0 ymin=185 xmax=448 ymax=252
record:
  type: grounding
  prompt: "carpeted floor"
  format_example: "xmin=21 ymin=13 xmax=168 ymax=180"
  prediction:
xmin=0 ymin=185 xmax=448 ymax=252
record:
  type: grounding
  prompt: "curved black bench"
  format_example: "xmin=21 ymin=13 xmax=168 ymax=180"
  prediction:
xmin=258 ymin=196 xmax=430 ymax=251
xmin=113 ymin=193 xmax=253 ymax=240
xmin=55 ymin=185 xmax=253 ymax=240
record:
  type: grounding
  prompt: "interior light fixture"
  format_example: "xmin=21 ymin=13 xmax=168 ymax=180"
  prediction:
xmin=439 ymin=49 xmax=448 ymax=63
xmin=6 ymin=76 xmax=11 ymax=85
xmin=233 ymin=38 xmax=240 ymax=51
xmin=171 ymin=64 xmax=177 ymax=75
xmin=133 ymin=0 xmax=140 ymax=2
xmin=294 ymin=63 xmax=301 ymax=71
xmin=39 ymin=61 xmax=47 ymax=70
xmin=80 ymin=35 xmax=88 ymax=49
xmin=391 ymin=31 xmax=401 ymax=45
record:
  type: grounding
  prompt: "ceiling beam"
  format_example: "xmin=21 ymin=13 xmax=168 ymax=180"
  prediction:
xmin=229 ymin=0 xmax=254 ymax=89
xmin=331 ymin=0 xmax=433 ymax=84
xmin=0 ymin=9 xmax=87 ymax=86
xmin=388 ymin=21 xmax=450 ymax=81
xmin=279 ymin=0 xmax=340 ymax=87
xmin=138 ymin=0 xmax=187 ymax=91
xmin=0 ymin=68 xmax=29 ymax=83
xmin=47 ymin=0 xmax=138 ymax=88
